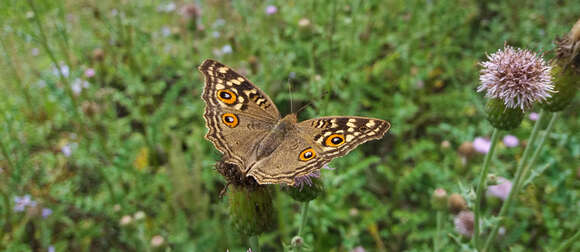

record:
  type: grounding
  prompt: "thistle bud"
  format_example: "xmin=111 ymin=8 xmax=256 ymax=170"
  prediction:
xmin=448 ymin=193 xmax=467 ymax=214
xmin=541 ymin=64 xmax=578 ymax=112
xmin=454 ymin=211 xmax=474 ymax=237
xmin=229 ymin=185 xmax=275 ymax=236
xmin=485 ymin=98 xmax=524 ymax=130
xmin=431 ymin=188 xmax=448 ymax=211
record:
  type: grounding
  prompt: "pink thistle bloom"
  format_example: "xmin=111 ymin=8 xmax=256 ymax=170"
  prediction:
xmin=454 ymin=211 xmax=474 ymax=237
xmin=85 ymin=68 xmax=95 ymax=78
xmin=487 ymin=177 xmax=512 ymax=200
xmin=473 ymin=137 xmax=491 ymax=154
xmin=478 ymin=45 xmax=553 ymax=110
xmin=293 ymin=170 xmax=320 ymax=189
xmin=265 ymin=5 xmax=277 ymax=15
xmin=529 ymin=112 xmax=539 ymax=121
xmin=503 ymin=135 xmax=519 ymax=147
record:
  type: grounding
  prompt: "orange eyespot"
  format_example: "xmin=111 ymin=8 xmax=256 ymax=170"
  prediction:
xmin=221 ymin=113 xmax=239 ymax=128
xmin=299 ymin=148 xmax=316 ymax=161
xmin=216 ymin=89 xmax=236 ymax=104
xmin=325 ymin=134 xmax=345 ymax=147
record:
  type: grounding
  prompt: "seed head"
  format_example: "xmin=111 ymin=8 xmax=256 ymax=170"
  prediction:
xmin=478 ymin=45 xmax=553 ymax=110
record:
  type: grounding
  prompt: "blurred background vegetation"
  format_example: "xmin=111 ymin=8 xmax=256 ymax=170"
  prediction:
xmin=0 ymin=0 xmax=578 ymax=251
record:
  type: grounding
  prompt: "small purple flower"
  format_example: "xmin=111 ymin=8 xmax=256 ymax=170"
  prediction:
xmin=503 ymin=135 xmax=519 ymax=147
xmin=473 ymin=137 xmax=491 ymax=154
xmin=487 ymin=177 xmax=512 ymax=200
xmin=265 ymin=5 xmax=277 ymax=15
xmin=529 ymin=112 xmax=539 ymax=121
xmin=221 ymin=44 xmax=233 ymax=54
xmin=48 ymin=245 xmax=55 ymax=252
xmin=351 ymin=246 xmax=366 ymax=252
xmin=52 ymin=63 xmax=70 ymax=77
xmin=85 ymin=68 xmax=95 ymax=78
xmin=14 ymin=195 xmax=37 ymax=212
xmin=42 ymin=208 xmax=53 ymax=218
xmin=31 ymin=48 xmax=40 ymax=56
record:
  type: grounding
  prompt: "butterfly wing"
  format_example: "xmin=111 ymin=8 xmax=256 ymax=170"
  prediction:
xmin=246 ymin=116 xmax=390 ymax=185
xmin=199 ymin=59 xmax=281 ymax=168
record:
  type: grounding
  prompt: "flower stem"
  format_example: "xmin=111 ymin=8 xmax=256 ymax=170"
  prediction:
xmin=482 ymin=110 xmax=545 ymax=251
xmin=473 ymin=128 xmax=500 ymax=249
xmin=518 ymin=111 xmax=558 ymax=190
xmin=298 ymin=202 xmax=310 ymax=237
xmin=249 ymin=235 xmax=260 ymax=252
xmin=554 ymin=229 xmax=580 ymax=252
xmin=434 ymin=210 xmax=444 ymax=252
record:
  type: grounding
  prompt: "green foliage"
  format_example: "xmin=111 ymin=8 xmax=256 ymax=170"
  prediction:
xmin=0 ymin=0 xmax=578 ymax=251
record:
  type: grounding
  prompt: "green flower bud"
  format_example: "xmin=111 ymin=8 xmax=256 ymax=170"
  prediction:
xmin=284 ymin=176 xmax=325 ymax=202
xmin=485 ymin=98 xmax=524 ymax=130
xmin=541 ymin=64 xmax=578 ymax=112
xmin=229 ymin=185 xmax=275 ymax=236
xmin=431 ymin=188 xmax=448 ymax=211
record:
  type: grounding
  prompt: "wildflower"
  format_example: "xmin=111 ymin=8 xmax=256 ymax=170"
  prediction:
xmin=454 ymin=211 xmax=474 ymax=237
xmin=42 ymin=208 xmax=53 ymax=218
xmin=285 ymin=172 xmax=325 ymax=202
xmin=161 ymin=26 xmax=172 ymax=37
xmin=180 ymin=4 xmax=200 ymax=20
xmin=440 ymin=140 xmax=451 ymax=149
xmin=61 ymin=143 xmax=75 ymax=157
xmin=448 ymin=193 xmax=467 ymax=214
xmin=52 ymin=63 xmax=70 ymax=77
xmin=502 ymin=135 xmax=519 ymax=147
xmin=473 ymin=137 xmax=491 ymax=154
xmin=298 ymin=18 xmax=311 ymax=27
xmin=529 ymin=112 xmax=539 ymax=121
xmin=151 ymin=235 xmax=165 ymax=247
xmin=31 ymin=47 xmax=39 ymax=56
xmin=84 ymin=68 xmax=95 ymax=78
xmin=48 ymin=245 xmax=55 ymax=252
xmin=134 ymin=211 xmax=146 ymax=220
xmin=14 ymin=195 xmax=37 ymax=212
xmin=351 ymin=246 xmax=366 ymax=252
xmin=221 ymin=44 xmax=233 ymax=54
xmin=458 ymin=141 xmax=475 ymax=158
xmin=487 ymin=177 xmax=512 ymax=200
xmin=478 ymin=45 xmax=553 ymax=110
xmin=119 ymin=215 xmax=133 ymax=226
xmin=265 ymin=5 xmax=278 ymax=15
xmin=431 ymin=188 xmax=448 ymax=211
xmin=294 ymin=170 xmax=320 ymax=188
xmin=71 ymin=78 xmax=90 ymax=95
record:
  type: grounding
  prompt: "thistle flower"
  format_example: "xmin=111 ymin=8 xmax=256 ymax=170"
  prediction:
xmin=285 ymin=171 xmax=325 ymax=202
xmin=265 ymin=5 xmax=277 ymax=15
xmin=473 ymin=137 xmax=491 ymax=154
xmin=502 ymin=135 xmax=519 ymax=148
xmin=150 ymin=235 xmax=165 ymax=247
xmin=478 ymin=45 xmax=553 ymax=111
xmin=529 ymin=112 xmax=539 ymax=121
xmin=487 ymin=176 xmax=512 ymax=200
xmin=454 ymin=211 xmax=474 ymax=237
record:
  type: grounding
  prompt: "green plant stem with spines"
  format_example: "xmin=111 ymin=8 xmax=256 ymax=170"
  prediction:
xmin=473 ymin=128 xmax=500 ymax=248
xmin=518 ymin=112 xmax=558 ymax=190
xmin=482 ymin=110 xmax=546 ymax=251
xmin=26 ymin=0 xmax=81 ymax=123
xmin=554 ymin=229 xmax=580 ymax=252
xmin=294 ymin=201 xmax=310 ymax=252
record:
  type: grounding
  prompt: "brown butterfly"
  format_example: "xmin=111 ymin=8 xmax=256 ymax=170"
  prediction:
xmin=199 ymin=59 xmax=390 ymax=186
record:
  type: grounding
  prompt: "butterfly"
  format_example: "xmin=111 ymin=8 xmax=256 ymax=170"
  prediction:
xmin=199 ymin=59 xmax=390 ymax=186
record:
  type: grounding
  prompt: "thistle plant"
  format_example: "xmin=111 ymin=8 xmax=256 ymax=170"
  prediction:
xmin=472 ymin=44 xmax=554 ymax=249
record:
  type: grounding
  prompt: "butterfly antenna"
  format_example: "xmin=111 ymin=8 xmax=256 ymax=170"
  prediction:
xmin=295 ymin=91 xmax=329 ymax=115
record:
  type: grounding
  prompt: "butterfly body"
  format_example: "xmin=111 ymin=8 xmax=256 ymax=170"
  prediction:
xmin=199 ymin=59 xmax=390 ymax=186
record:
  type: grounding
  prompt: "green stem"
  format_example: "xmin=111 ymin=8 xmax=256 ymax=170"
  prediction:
xmin=473 ymin=128 xmax=500 ymax=249
xmin=518 ymin=111 xmax=558 ymax=190
xmin=298 ymin=202 xmax=310 ymax=236
xmin=434 ymin=210 xmax=443 ymax=252
xmin=248 ymin=235 xmax=260 ymax=252
xmin=482 ymin=110 xmax=545 ymax=251
xmin=554 ymin=230 xmax=580 ymax=252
